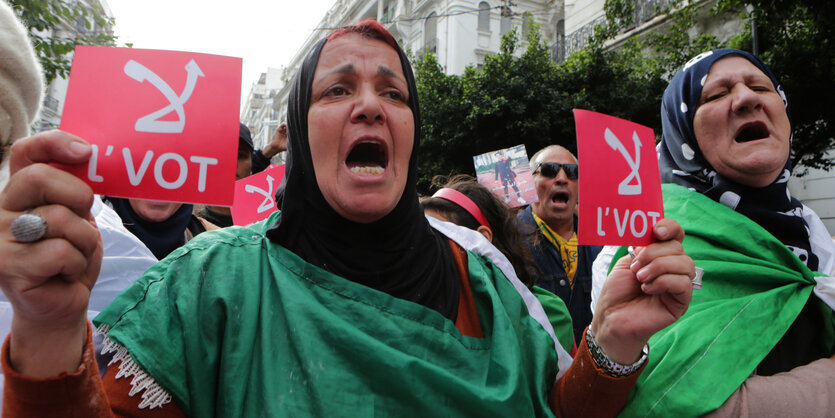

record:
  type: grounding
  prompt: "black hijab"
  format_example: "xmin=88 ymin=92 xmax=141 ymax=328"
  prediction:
xmin=658 ymin=48 xmax=819 ymax=272
xmin=107 ymin=197 xmax=192 ymax=260
xmin=266 ymin=27 xmax=460 ymax=320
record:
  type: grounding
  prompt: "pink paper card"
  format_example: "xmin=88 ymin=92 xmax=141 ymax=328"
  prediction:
xmin=574 ymin=109 xmax=663 ymax=246
xmin=59 ymin=46 xmax=242 ymax=206
xmin=231 ymin=164 xmax=285 ymax=226
xmin=473 ymin=144 xmax=538 ymax=208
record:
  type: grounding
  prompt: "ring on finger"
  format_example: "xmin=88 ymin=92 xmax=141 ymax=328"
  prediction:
xmin=691 ymin=267 xmax=704 ymax=290
xmin=10 ymin=211 xmax=48 ymax=243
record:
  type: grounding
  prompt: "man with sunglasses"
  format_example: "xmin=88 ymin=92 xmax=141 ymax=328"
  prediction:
xmin=518 ymin=145 xmax=602 ymax=346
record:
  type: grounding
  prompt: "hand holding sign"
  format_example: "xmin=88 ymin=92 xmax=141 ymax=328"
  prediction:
xmin=60 ymin=46 xmax=242 ymax=206
xmin=574 ymin=109 xmax=663 ymax=246
xmin=573 ymin=110 xmax=696 ymax=367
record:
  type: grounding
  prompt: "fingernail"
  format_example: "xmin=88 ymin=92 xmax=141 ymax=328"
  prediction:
xmin=636 ymin=267 xmax=649 ymax=281
xmin=656 ymin=225 xmax=668 ymax=237
xmin=69 ymin=141 xmax=90 ymax=157
xmin=630 ymin=258 xmax=640 ymax=273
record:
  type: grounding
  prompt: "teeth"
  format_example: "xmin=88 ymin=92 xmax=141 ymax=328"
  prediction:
xmin=350 ymin=166 xmax=384 ymax=175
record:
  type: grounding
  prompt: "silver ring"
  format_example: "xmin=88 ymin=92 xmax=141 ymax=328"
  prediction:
xmin=10 ymin=212 xmax=48 ymax=243
xmin=692 ymin=267 xmax=704 ymax=290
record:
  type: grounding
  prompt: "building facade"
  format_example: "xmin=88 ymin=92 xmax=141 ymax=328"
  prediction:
xmin=258 ymin=0 xmax=831 ymax=233
xmin=268 ymin=0 xmax=747 ymax=123
xmin=789 ymin=153 xmax=835 ymax=235
xmin=241 ymin=67 xmax=283 ymax=156
xmin=270 ymin=0 xmax=564 ymax=126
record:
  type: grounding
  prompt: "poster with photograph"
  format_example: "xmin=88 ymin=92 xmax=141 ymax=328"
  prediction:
xmin=473 ymin=144 xmax=538 ymax=208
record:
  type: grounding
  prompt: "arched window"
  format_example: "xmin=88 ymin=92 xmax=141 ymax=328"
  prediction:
xmin=478 ymin=2 xmax=490 ymax=31
xmin=424 ymin=12 xmax=437 ymax=52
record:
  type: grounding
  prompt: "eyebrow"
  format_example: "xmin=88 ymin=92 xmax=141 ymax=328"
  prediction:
xmin=378 ymin=65 xmax=406 ymax=84
xmin=315 ymin=63 xmax=406 ymax=87
xmin=704 ymin=71 xmax=772 ymax=88
xmin=318 ymin=63 xmax=356 ymax=81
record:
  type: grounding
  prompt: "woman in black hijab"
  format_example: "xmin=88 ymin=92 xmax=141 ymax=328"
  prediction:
xmin=267 ymin=22 xmax=460 ymax=318
xmin=0 ymin=20 xmax=695 ymax=416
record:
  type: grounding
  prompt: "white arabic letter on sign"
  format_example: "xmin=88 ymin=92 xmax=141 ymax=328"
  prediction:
xmin=244 ymin=174 xmax=276 ymax=213
xmin=124 ymin=59 xmax=204 ymax=134
xmin=604 ymin=128 xmax=642 ymax=195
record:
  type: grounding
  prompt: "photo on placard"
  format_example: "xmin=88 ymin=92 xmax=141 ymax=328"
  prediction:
xmin=473 ymin=144 xmax=538 ymax=208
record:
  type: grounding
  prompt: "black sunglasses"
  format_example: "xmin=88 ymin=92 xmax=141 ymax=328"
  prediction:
xmin=535 ymin=162 xmax=579 ymax=180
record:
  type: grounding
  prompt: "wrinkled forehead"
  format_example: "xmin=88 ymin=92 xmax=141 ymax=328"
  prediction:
xmin=314 ymin=34 xmax=406 ymax=83
xmin=540 ymin=148 xmax=577 ymax=165
xmin=702 ymin=55 xmax=774 ymax=90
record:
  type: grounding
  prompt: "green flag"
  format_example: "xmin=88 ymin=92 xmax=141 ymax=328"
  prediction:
xmin=96 ymin=212 xmax=566 ymax=417
xmin=617 ymin=184 xmax=835 ymax=417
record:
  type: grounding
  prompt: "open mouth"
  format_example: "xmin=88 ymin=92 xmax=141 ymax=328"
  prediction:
xmin=735 ymin=122 xmax=769 ymax=143
xmin=551 ymin=191 xmax=569 ymax=204
xmin=347 ymin=141 xmax=387 ymax=175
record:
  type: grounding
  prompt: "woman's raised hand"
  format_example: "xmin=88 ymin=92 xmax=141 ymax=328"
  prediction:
xmin=591 ymin=218 xmax=694 ymax=364
xmin=0 ymin=131 xmax=102 ymax=377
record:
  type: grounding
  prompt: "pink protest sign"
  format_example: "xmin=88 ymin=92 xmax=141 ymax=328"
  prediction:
xmin=231 ymin=164 xmax=285 ymax=226
xmin=59 ymin=46 xmax=242 ymax=205
xmin=574 ymin=109 xmax=663 ymax=246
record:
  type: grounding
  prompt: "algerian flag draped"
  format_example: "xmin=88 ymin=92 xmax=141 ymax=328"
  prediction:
xmin=95 ymin=212 xmax=569 ymax=417
xmin=616 ymin=184 xmax=835 ymax=417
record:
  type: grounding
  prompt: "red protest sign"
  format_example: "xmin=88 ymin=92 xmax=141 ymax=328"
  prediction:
xmin=231 ymin=164 xmax=285 ymax=226
xmin=574 ymin=109 xmax=663 ymax=246
xmin=59 ymin=46 xmax=242 ymax=206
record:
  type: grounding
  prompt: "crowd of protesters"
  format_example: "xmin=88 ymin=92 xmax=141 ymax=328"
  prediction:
xmin=0 ymin=1 xmax=833 ymax=416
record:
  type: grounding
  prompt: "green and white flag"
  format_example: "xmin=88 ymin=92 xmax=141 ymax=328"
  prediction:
xmin=96 ymin=212 xmax=571 ymax=416
xmin=615 ymin=184 xmax=835 ymax=417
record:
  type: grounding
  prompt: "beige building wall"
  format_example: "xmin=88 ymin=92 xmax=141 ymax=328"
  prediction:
xmin=790 ymin=152 xmax=835 ymax=236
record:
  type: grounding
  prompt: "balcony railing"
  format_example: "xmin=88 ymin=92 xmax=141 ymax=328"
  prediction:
xmin=622 ymin=0 xmax=674 ymax=31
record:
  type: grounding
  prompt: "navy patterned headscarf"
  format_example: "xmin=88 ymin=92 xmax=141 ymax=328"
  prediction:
xmin=658 ymin=49 xmax=819 ymax=271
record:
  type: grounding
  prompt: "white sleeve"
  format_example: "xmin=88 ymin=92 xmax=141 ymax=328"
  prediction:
xmin=88 ymin=197 xmax=158 ymax=312
xmin=590 ymin=245 xmax=619 ymax=314
xmin=801 ymin=204 xmax=835 ymax=313
xmin=803 ymin=204 xmax=835 ymax=276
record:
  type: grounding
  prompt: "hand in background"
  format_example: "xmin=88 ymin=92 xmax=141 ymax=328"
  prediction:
xmin=262 ymin=123 xmax=287 ymax=158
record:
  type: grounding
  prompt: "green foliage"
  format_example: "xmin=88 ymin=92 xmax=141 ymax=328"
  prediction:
xmin=414 ymin=20 xmax=666 ymax=193
xmin=720 ymin=0 xmax=835 ymax=171
xmin=599 ymin=0 xmax=834 ymax=171
xmin=10 ymin=0 xmax=117 ymax=84
xmin=414 ymin=0 xmax=834 ymax=189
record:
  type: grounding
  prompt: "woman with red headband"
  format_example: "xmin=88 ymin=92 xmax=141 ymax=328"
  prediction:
xmin=0 ymin=20 xmax=695 ymax=416
xmin=422 ymin=174 xmax=577 ymax=352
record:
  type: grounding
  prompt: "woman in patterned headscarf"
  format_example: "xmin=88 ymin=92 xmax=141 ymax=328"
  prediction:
xmin=595 ymin=49 xmax=835 ymax=417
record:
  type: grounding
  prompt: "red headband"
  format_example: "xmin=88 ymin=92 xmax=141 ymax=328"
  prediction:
xmin=432 ymin=188 xmax=491 ymax=230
